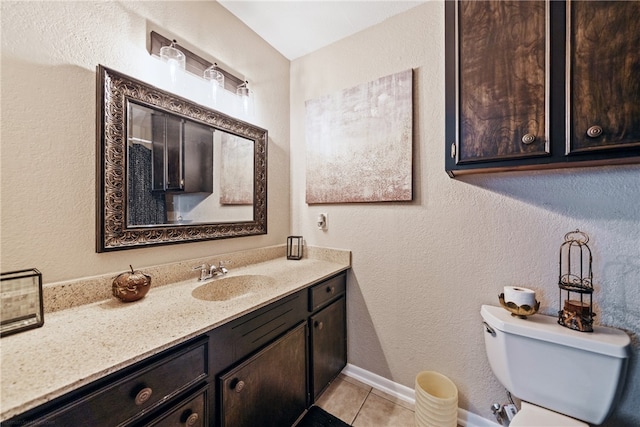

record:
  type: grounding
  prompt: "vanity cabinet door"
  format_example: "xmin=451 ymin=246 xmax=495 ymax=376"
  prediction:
xmin=219 ymin=322 xmax=307 ymax=427
xmin=310 ymin=296 xmax=347 ymax=401
xmin=452 ymin=0 xmax=549 ymax=164
xmin=567 ymin=1 xmax=640 ymax=154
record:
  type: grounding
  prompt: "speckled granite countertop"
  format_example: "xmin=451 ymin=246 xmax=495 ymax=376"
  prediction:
xmin=0 ymin=245 xmax=351 ymax=422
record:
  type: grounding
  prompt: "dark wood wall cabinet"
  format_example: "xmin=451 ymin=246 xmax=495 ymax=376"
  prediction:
xmin=150 ymin=113 xmax=214 ymax=193
xmin=445 ymin=0 xmax=640 ymax=176
xmin=7 ymin=272 xmax=348 ymax=427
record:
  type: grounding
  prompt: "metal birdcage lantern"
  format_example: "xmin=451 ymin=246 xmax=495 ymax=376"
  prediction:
xmin=557 ymin=230 xmax=595 ymax=332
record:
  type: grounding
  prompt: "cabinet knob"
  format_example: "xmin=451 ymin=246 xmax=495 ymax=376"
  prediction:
xmin=521 ymin=134 xmax=536 ymax=145
xmin=185 ymin=412 xmax=199 ymax=426
xmin=326 ymin=286 xmax=335 ymax=294
xmin=315 ymin=321 xmax=324 ymax=330
xmin=586 ymin=125 xmax=603 ymax=138
xmin=134 ymin=387 xmax=153 ymax=406
xmin=230 ymin=378 xmax=245 ymax=393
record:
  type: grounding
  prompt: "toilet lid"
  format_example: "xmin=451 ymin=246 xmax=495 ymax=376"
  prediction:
xmin=510 ymin=402 xmax=588 ymax=427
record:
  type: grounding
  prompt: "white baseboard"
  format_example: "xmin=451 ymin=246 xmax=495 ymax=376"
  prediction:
xmin=341 ymin=364 xmax=500 ymax=427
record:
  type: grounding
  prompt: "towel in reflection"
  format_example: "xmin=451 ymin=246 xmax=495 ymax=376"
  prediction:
xmin=128 ymin=143 xmax=166 ymax=225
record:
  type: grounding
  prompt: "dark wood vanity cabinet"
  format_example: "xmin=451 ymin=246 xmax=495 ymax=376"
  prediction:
xmin=213 ymin=272 xmax=347 ymax=425
xmin=308 ymin=274 xmax=347 ymax=401
xmin=7 ymin=272 xmax=348 ymax=427
xmin=445 ymin=0 xmax=640 ymax=176
xmin=218 ymin=323 xmax=308 ymax=427
xmin=310 ymin=298 xmax=346 ymax=400
xmin=9 ymin=337 xmax=209 ymax=426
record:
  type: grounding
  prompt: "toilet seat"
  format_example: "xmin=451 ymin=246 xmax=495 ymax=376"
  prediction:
xmin=510 ymin=402 xmax=588 ymax=427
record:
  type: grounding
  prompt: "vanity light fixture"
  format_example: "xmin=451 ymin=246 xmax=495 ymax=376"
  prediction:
xmin=149 ymin=32 xmax=255 ymax=121
xmin=159 ymin=39 xmax=186 ymax=83
xmin=236 ymin=80 xmax=254 ymax=117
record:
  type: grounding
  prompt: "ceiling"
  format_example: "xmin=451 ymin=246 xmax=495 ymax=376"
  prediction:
xmin=217 ymin=1 xmax=427 ymax=60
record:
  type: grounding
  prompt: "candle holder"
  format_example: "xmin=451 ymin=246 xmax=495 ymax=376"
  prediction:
xmin=287 ymin=236 xmax=303 ymax=260
xmin=557 ymin=230 xmax=595 ymax=332
xmin=1 ymin=268 xmax=44 ymax=337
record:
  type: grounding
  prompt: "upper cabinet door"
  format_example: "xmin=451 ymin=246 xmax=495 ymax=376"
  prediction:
xmin=568 ymin=1 xmax=640 ymax=154
xmin=455 ymin=0 xmax=549 ymax=164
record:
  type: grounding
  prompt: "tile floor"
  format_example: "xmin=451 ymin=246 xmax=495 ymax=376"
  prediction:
xmin=315 ymin=374 xmax=463 ymax=427
xmin=315 ymin=374 xmax=415 ymax=426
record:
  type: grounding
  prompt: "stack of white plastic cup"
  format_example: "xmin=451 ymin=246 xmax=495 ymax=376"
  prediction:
xmin=415 ymin=371 xmax=458 ymax=427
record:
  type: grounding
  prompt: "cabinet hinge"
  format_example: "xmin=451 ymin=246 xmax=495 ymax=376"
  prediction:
xmin=450 ymin=143 xmax=457 ymax=158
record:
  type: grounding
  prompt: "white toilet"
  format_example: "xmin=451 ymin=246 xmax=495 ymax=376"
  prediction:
xmin=480 ymin=305 xmax=631 ymax=426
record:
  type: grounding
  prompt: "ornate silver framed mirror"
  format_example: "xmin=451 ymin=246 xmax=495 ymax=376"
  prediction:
xmin=96 ymin=65 xmax=267 ymax=252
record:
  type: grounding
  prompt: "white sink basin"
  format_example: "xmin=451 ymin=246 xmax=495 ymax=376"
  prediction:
xmin=191 ymin=275 xmax=276 ymax=301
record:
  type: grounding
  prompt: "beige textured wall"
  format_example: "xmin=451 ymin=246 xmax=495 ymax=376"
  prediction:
xmin=290 ymin=3 xmax=640 ymax=424
xmin=1 ymin=1 xmax=290 ymax=282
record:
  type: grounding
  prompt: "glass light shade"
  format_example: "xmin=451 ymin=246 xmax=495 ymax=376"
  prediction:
xmin=160 ymin=42 xmax=186 ymax=85
xmin=159 ymin=43 xmax=186 ymax=69
xmin=204 ymin=65 xmax=225 ymax=106
xmin=236 ymin=83 xmax=254 ymax=117
xmin=204 ymin=65 xmax=225 ymax=87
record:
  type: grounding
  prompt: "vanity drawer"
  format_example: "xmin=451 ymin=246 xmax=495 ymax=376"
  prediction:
xmin=309 ymin=273 xmax=346 ymax=312
xmin=230 ymin=291 xmax=306 ymax=360
xmin=145 ymin=385 xmax=208 ymax=427
xmin=32 ymin=338 xmax=208 ymax=426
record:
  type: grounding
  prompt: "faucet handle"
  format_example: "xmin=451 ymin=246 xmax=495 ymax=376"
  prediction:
xmin=193 ymin=263 xmax=211 ymax=280
xmin=217 ymin=260 xmax=231 ymax=274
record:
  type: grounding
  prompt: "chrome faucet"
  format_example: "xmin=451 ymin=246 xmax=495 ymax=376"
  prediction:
xmin=193 ymin=261 xmax=230 ymax=281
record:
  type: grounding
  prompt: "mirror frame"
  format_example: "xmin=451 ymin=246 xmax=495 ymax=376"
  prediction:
xmin=96 ymin=65 xmax=267 ymax=252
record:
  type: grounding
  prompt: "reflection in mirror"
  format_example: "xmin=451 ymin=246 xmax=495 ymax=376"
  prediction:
xmin=126 ymin=102 xmax=254 ymax=226
xmin=97 ymin=65 xmax=267 ymax=252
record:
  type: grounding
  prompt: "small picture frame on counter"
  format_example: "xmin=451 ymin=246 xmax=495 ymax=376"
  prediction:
xmin=287 ymin=236 xmax=304 ymax=260
xmin=1 ymin=268 xmax=44 ymax=337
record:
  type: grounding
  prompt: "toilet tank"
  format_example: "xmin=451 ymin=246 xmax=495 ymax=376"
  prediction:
xmin=481 ymin=305 xmax=630 ymax=425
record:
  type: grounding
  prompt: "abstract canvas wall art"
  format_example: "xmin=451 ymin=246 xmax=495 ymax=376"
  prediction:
xmin=220 ymin=133 xmax=254 ymax=205
xmin=305 ymin=69 xmax=413 ymax=204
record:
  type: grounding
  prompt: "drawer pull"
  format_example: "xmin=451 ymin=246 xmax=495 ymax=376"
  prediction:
xmin=521 ymin=133 xmax=536 ymax=144
xmin=185 ymin=412 xmax=199 ymax=426
xmin=326 ymin=286 xmax=335 ymax=294
xmin=586 ymin=125 xmax=603 ymax=138
xmin=314 ymin=321 xmax=324 ymax=330
xmin=134 ymin=387 xmax=153 ymax=406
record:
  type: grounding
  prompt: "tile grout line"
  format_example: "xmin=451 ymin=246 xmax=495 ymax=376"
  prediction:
xmin=349 ymin=388 xmax=372 ymax=426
